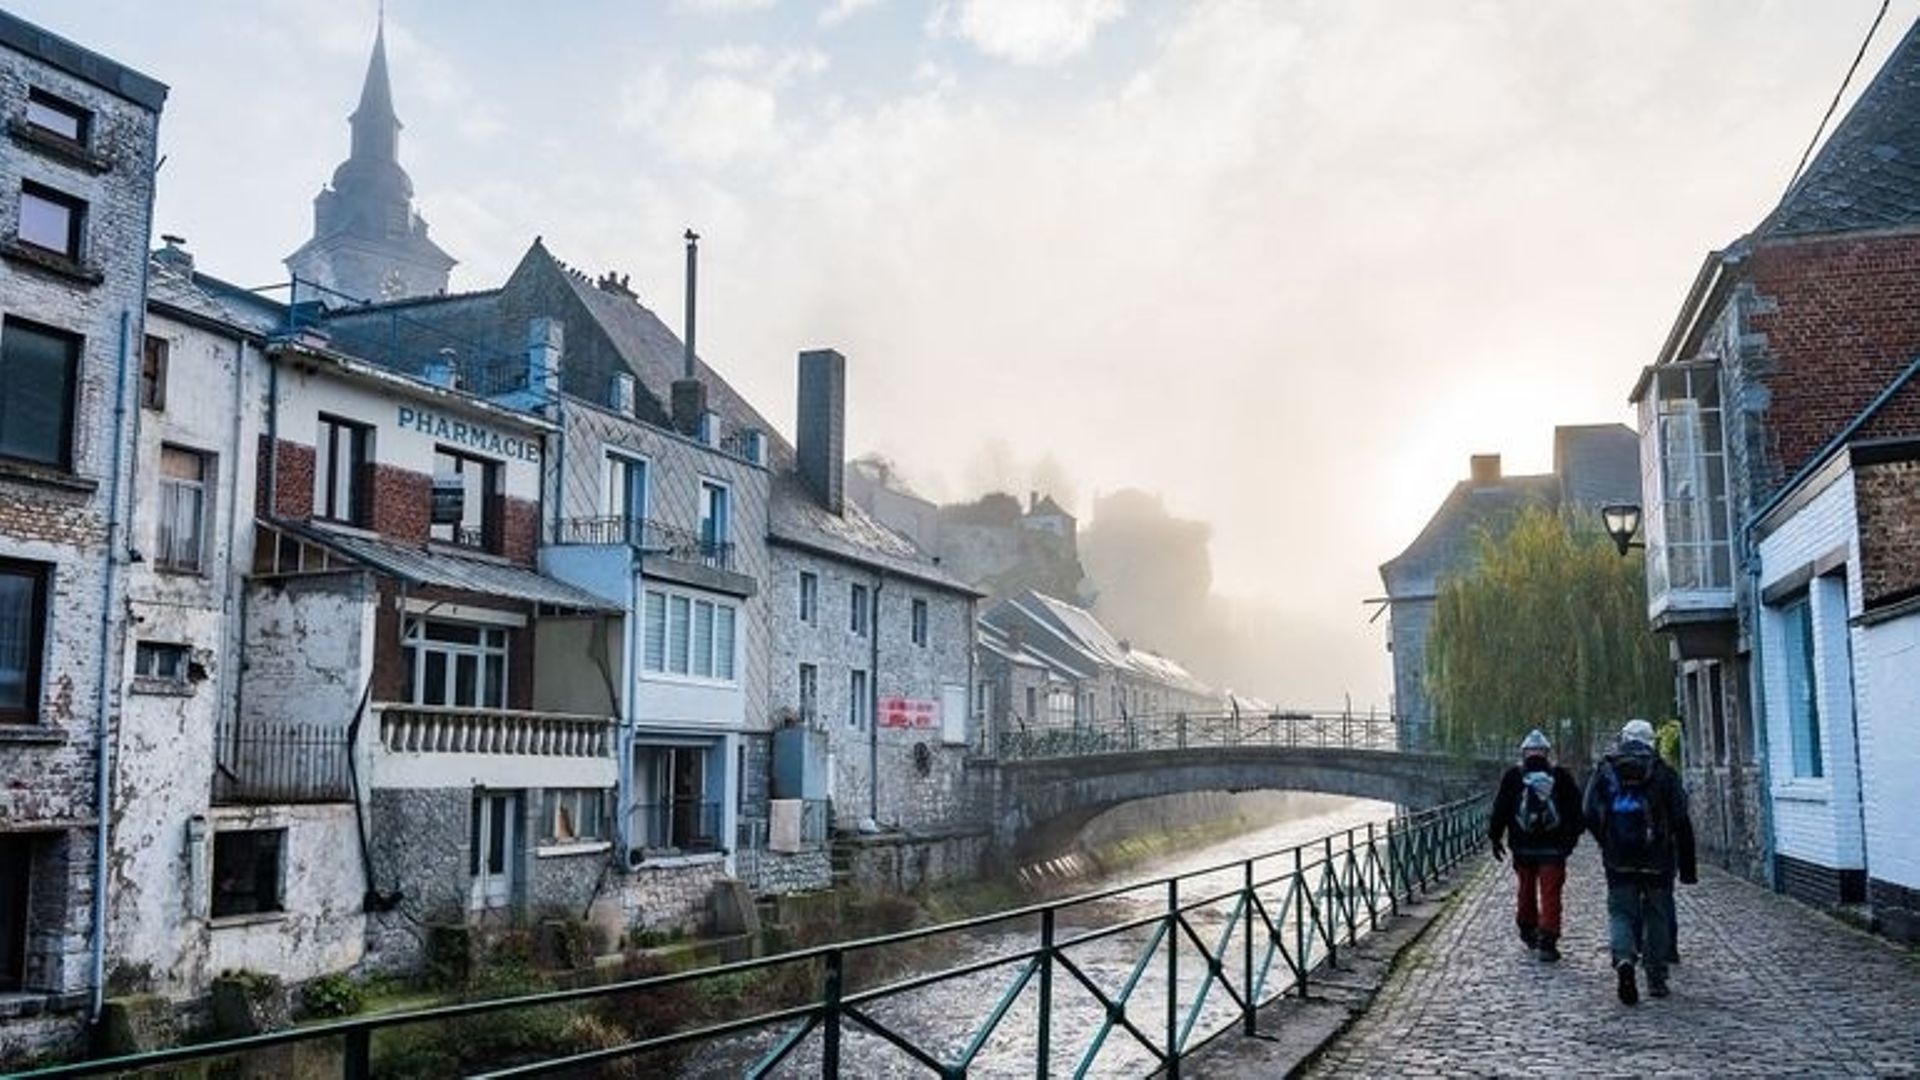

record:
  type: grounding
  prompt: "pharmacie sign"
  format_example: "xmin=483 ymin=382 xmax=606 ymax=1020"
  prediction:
xmin=396 ymin=405 xmax=542 ymax=463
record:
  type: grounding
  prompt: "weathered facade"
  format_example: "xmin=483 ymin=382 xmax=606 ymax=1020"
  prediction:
xmin=0 ymin=11 xmax=165 ymax=1058
xmin=1628 ymin=17 xmax=1920 ymax=935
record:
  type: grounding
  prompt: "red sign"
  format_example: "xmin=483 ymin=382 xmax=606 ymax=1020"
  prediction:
xmin=879 ymin=696 xmax=939 ymax=730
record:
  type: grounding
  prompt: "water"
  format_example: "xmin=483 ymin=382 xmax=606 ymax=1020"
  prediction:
xmin=695 ymin=795 xmax=1398 ymax=1079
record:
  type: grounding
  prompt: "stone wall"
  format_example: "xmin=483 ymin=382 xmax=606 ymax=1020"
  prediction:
xmin=736 ymin=848 xmax=832 ymax=896
xmin=364 ymin=788 xmax=470 ymax=974
xmin=840 ymin=829 xmax=992 ymax=895
xmin=613 ymin=858 xmax=729 ymax=935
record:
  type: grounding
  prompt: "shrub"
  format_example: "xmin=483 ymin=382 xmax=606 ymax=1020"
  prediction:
xmin=300 ymin=973 xmax=364 ymax=1019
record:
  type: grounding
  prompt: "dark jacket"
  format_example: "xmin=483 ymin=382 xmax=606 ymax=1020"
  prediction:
xmin=1488 ymin=759 xmax=1583 ymax=862
xmin=1584 ymin=743 xmax=1697 ymax=886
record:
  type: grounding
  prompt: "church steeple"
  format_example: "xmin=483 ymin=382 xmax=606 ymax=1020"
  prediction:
xmin=285 ymin=10 xmax=455 ymax=303
xmin=348 ymin=15 xmax=400 ymax=165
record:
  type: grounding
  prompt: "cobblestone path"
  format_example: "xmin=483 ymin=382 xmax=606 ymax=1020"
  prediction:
xmin=1307 ymin=848 xmax=1920 ymax=1078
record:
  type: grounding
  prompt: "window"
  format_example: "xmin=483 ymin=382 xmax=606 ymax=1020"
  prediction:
xmin=798 ymin=571 xmax=817 ymax=625
xmin=211 ymin=829 xmax=284 ymax=918
xmin=641 ymin=588 xmax=739 ymax=682
xmin=1026 ymin=686 xmax=1037 ymax=721
xmin=849 ymin=669 xmax=870 ymax=730
xmin=156 ymin=445 xmax=211 ymax=573
xmin=974 ymin=680 xmax=991 ymax=722
xmin=0 ymin=560 xmax=49 ymax=724
xmin=1640 ymin=363 xmax=1732 ymax=604
xmin=431 ymin=448 xmax=501 ymax=550
xmin=699 ymin=480 xmax=730 ymax=560
xmin=1780 ymin=596 xmax=1822 ymax=779
xmin=798 ymin=663 xmax=818 ymax=723
xmin=17 ymin=182 xmax=83 ymax=259
xmin=542 ymin=788 xmax=606 ymax=844
xmin=133 ymin=641 xmax=189 ymax=687
xmin=604 ymin=452 xmax=647 ymax=541
xmin=911 ymin=598 xmax=928 ymax=647
xmin=0 ymin=835 xmax=28 ymax=991
xmin=314 ymin=415 xmax=369 ymax=525
xmin=24 ymin=89 xmax=89 ymax=144
xmin=140 ymin=335 xmax=167 ymax=410
xmin=850 ymin=583 xmax=869 ymax=637
xmin=403 ymin=618 xmax=508 ymax=708
xmin=634 ymin=745 xmax=716 ymax=852
xmin=0 ymin=318 xmax=79 ymax=468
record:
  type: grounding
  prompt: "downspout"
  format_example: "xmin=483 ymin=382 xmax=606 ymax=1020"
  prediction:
xmin=90 ymin=304 xmax=139 ymax=1023
xmin=868 ymin=573 xmax=883 ymax=827
xmin=619 ymin=545 xmax=641 ymax=865
xmin=219 ymin=337 xmax=248 ymax=812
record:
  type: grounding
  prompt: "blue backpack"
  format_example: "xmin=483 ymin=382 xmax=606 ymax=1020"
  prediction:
xmin=1606 ymin=759 xmax=1659 ymax=860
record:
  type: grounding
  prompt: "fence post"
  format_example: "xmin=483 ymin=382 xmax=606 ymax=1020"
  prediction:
xmin=1242 ymin=859 xmax=1256 ymax=1037
xmin=1365 ymin=823 xmax=1381 ymax=931
xmin=823 ymin=948 xmax=844 ymax=1076
xmin=1166 ymin=877 xmax=1180 ymax=1077
xmin=1037 ymin=908 xmax=1054 ymax=1078
xmin=1293 ymin=846 xmax=1308 ymax=999
xmin=343 ymin=1027 xmax=371 ymax=1080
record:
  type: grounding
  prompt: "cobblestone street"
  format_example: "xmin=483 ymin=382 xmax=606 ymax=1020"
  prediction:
xmin=1307 ymin=848 xmax=1920 ymax=1078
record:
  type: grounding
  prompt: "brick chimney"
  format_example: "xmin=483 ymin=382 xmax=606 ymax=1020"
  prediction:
xmin=1469 ymin=454 xmax=1502 ymax=487
xmin=526 ymin=318 xmax=562 ymax=400
xmin=797 ymin=348 xmax=846 ymax=515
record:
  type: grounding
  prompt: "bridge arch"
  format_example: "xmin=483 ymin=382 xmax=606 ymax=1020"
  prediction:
xmin=990 ymin=746 xmax=1497 ymax=860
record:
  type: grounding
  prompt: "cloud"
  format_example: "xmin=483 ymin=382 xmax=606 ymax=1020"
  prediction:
xmin=661 ymin=76 xmax=782 ymax=166
xmin=936 ymin=0 xmax=1126 ymax=65
xmin=675 ymin=0 xmax=778 ymax=12
xmin=820 ymin=0 xmax=885 ymax=26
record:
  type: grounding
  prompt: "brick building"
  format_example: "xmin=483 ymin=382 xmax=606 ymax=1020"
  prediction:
xmin=1626 ymin=16 xmax=1920 ymax=937
xmin=0 ymin=11 xmax=164 ymax=1058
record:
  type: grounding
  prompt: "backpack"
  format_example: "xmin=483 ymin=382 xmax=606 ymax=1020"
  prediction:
xmin=1514 ymin=769 xmax=1560 ymax=838
xmin=1605 ymin=757 xmax=1661 ymax=862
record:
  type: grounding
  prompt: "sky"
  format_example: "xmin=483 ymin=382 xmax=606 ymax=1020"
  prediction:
xmin=11 ymin=0 xmax=1913 ymax=708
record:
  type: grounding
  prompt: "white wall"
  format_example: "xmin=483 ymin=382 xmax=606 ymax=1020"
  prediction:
xmin=204 ymin=804 xmax=367 ymax=982
xmin=1856 ymin=608 xmax=1920 ymax=892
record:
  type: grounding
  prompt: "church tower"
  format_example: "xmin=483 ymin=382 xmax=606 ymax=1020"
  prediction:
xmin=285 ymin=16 xmax=455 ymax=303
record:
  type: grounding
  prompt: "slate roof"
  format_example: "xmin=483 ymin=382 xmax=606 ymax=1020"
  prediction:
xmin=287 ymin=522 xmax=618 ymax=612
xmin=768 ymin=472 xmax=978 ymax=596
xmin=1378 ymin=474 xmax=1560 ymax=600
xmin=1762 ymin=17 xmax=1920 ymax=239
xmin=147 ymin=255 xmax=288 ymax=337
xmin=991 ymin=589 xmax=1217 ymax=697
xmin=1553 ymin=423 xmax=1640 ymax=508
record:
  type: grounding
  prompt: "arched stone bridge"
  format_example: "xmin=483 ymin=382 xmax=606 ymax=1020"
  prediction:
xmin=984 ymin=713 xmax=1501 ymax=859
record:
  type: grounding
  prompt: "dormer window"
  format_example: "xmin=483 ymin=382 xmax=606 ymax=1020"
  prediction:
xmin=25 ymin=90 xmax=89 ymax=146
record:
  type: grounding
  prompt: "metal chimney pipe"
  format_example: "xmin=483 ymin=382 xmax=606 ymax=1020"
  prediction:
xmin=683 ymin=228 xmax=699 ymax=380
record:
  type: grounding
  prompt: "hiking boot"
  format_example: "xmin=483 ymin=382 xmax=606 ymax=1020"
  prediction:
xmin=1537 ymin=935 xmax=1560 ymax=963
xmin=1616 ymin=961 xmax=1639 ymax=1006
xmin=1518 ymin=924 xmax=1538 ymax=950
xmin=1649 ymin=976 xmax=1670 ymax=999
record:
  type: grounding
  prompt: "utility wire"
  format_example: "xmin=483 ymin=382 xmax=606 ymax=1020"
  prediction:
xmin=1785 ymin=0 xmax=1893 ymax=192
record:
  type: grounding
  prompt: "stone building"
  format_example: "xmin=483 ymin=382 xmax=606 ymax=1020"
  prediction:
xmin=0 ymin=11 xmax=165 ymax=1058
xmin=1377 ymin=427 xmax=1639 ymax=750
xmin=1626 ymin=16 xmax=1920 ymax=937
xmin=283 ymin=19 xmax=454 ymax=304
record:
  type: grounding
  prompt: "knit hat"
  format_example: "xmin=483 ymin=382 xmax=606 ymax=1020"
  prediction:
xmin=1621 ymin=718 xmax=1656 ymax=746
xmin=1519 ymin=729 xmax=1551 ymax=753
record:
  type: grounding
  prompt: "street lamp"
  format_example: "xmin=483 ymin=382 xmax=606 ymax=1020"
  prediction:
xmin=1601 ymin=503 xmax=1644 ymax=556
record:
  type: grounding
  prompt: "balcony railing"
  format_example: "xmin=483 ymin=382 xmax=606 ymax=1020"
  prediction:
xmin=375 ymin=705 xmax=613 ymax=758
xmin=630 ymin=799 xmax=723 ymax=855
xmin=212 ymin=721 xmax=352 ymax=804
xmin=556 ymin=516 xmax=735 ymax=573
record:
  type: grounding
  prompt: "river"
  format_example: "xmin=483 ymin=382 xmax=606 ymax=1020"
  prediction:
xmin=696 ymin=794 xmax=1398 ymax=1079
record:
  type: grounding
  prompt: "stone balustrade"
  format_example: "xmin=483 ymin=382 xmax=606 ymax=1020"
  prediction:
xmin=374 ymin=705 xmax=613 ymax=759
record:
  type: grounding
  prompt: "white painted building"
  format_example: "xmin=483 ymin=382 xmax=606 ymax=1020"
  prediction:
xmin=1754 ymin=437 xmax=1920 ymax=941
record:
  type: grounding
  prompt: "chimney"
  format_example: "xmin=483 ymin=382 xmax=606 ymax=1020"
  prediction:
xmin=1469 ymin=454 xmax=1502 ymax=487
xmin=609 ymin=371 xmax=635 ymax=414
xmin=526 ymin=318 xmax=563 ymax=400
xmin=423 ymin=348 xmax=458 ymax=389
xmin=155 ymin=234 xmax=193 ymax=274
xmin=797 ymin=348 xmax=846 ymax=515
xmin=671 ymin=228 xmax=706 ymax=435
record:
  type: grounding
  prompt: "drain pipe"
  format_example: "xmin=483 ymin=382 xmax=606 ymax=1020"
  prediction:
xmin=89 ymin=305 xmax=139 ymax=1025
xmin=868 ymin=574 xmax=883 ymax=827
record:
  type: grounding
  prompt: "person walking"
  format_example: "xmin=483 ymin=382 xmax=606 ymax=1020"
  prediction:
xmin=1585 ymin=718 xmax=1696 ymax=1005
xmin=1487 ymin=728 xmax=1583 ymax=962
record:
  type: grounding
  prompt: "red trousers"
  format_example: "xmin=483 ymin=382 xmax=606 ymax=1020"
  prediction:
xmin=1514 ymin=859 xmax=1566 ymax=936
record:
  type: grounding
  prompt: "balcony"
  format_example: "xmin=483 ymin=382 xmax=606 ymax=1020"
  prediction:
xmin=212 ymin=721 xmax=352 ymax=804
xmin=375 ymin=705 xmax=613 ymax=758
xmin=556 ymin=516 xmax=736 ymax=573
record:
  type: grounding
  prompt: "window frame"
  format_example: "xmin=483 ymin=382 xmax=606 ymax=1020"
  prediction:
xmin=210 ymin=828 xmax=286 ymax=919
xmin=910 ymin=598 xmax=929 ymax=647
xmin=140 ymin=335 xmax=168 ymax=411
xmin=430 ymin=445 xmax=503 ymax=552
xmin=602 ymin=450 xmax=649 ymax=538
xmin=402 ymin=617 xmax=510 ymax=709
xmin=24 ymin=89 xmax=90 ymax=145
xmin=798 ymin=571 xmax=818 ymax=625
xmin=541 ymin=788 xmax=607 ymax=846
xmin=156 ymin=444 xmax=213 ymax=574
xmin=850 ymin=582 xmax=869 ymax=638
xmin=849 ymin=669 xmax=870 ymax=730
xmin=132 ymin=640 xmax=190 ymax=689
xmin=17 ymin=181 xmax=85 ymax=260
xmin=0 ymin=559 xmax=49 ymax=725
xmin=314 ymin=414 xmax=370 ymax=526
xmin=798 ymin=662 xmax=818 ymax=724
xmin=640 ymin=586 xmax=739 ymax=684
xmin=698 ymin=478 xmax=731 ymax=559
xmin=1778 ymin=593 xmax=1823 ymax=779
xmin=0 ymin=316 xmax=80 ymax=470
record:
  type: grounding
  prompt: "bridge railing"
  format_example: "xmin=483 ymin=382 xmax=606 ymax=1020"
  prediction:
xmin=21 ymin=795 xmax=1488 ymax=1079
xmin=995 ymin=709 xmax=1409 ymax=762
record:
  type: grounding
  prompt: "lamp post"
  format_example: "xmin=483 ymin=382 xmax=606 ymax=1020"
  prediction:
xmin=1601 ymin=503 xmax=1644 ymax=556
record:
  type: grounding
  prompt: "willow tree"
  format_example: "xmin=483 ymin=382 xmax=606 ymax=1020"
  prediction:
xmin=1424 ymin=505 xmax=1672 ymax=761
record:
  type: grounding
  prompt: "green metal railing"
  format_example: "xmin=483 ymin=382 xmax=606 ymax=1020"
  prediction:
xmin=996 ymin=709 xmax=1407 ymax=761
xmin=20 ymin=796 xmax=1485 ymax=1079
